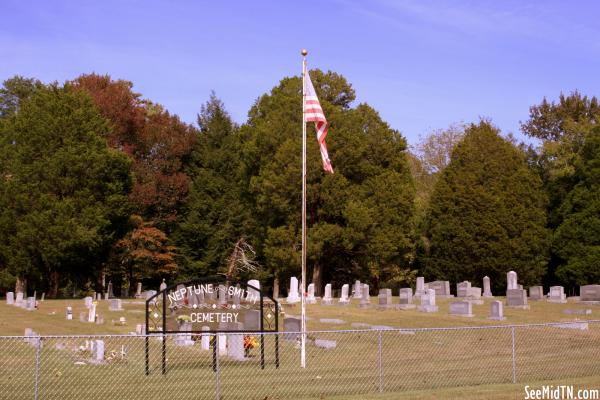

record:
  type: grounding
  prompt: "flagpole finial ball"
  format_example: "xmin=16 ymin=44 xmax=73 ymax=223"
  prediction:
xmin=301 ymin=49 xmax=308 ymax=56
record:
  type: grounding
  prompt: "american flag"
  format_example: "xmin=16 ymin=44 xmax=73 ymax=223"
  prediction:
xmin=304 ymin=66 xmax=333 ymax=173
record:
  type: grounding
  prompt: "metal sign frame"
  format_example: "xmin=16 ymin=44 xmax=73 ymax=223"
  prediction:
xmin=144 ymin=277 xmax=279 ymax=374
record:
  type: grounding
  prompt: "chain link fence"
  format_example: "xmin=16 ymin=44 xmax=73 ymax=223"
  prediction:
xmin=1 ymin=320 xmax=599 ymax=399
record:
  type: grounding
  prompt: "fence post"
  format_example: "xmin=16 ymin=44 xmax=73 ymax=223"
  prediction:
xmin=34 ymin=336 xmax=42 ymax=400
xmin=215 ymin=334 xmax=221 ymax=400
xmin=511 ymin=327 xmax=517 ymax=383
xmin=378 ymin=330 xmax=383 ymax=393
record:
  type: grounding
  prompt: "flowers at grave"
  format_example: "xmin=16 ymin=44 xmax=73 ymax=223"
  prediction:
xmin=244 ymin=335 xmax=258 ymax=356
xmin=176 ymin=315 xmax=191 ymax=325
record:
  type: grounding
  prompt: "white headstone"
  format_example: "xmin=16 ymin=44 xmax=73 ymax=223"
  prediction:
xmin=66 ymin=306 xmax=73 ymax=320
xmin=417 ymin=289 xmax=438 ymax=312
xmin=26 ymin=297 xmax=36 ymax=310
xmin=218 ymin=333 xmax=227 ymax=356
xmin=359 ymin=284 xmax=370 ymax=308
xmin=286 ymin=277 xmax=300 ymax=303
xmin=15 ymin=292 xmax=24 ymax=307
xmin=6 ymin=292 xmax=14 ymax=305
xmin=457 ymin=281 xmax=471 ymax=297
xmin=353 ymin=280 xmax=362 ymax=299
xmin=306 ymin=283 xmax=316 ymax=304
xmin=227 ymin=327 xmax=245 ymax=361
xmin=246 ymin=280 xmax=260 ymax=302
xmin=548 ymin=286 xmax=567 ymax=303
xmin=94 ymin=340 xmax=105 ymax=361
xmin=201 ymin=326 xmax=211 ymax=350
xmin=378 ymin=289 xmax=392 ymax=309
xmin=84 ymin=296 xmax=93 ymax=309
xmin=321 ymin=283 xmax=333 ymax=305
xmin=483 ymin=276 xmax=493 ymax=297
xmin=135 ymin=282 xmax=142 ymax=298
xmin=488 ymin=300 xmax=505 ymax=320
xmin=415 ymin=277 xmax=426 ymax=297
xmin=507 ymin=271 xmax=518 ymax=290
xmin=449 ymin=301 xmax=473 ymax=317
xmin=88 ymin=302 xmax=96 ymax=323
xmin=159 ymin=279 xmax=167 ymax=292
xmin=339 ymin=284 xmax=350 ymax=304
xmin=399 ymin=288 xmax=413 ymax=305
xmin=109 ymin=299 xmax=122 ymax=311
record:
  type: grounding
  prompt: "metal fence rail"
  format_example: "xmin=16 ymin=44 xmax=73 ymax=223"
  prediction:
xmin=1 ymin=321 xmax=599 ymax=399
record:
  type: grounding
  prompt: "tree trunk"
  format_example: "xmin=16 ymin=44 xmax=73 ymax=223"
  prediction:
xmin=49 ymin=271 xmax=59 ymax=298
xmin=272 ymin=275 xmax=280 ymax=299
xmin=312 ymin=262 xmax=323 ymax=296
xmin=15 ymin=275 xmax=26 ymax=295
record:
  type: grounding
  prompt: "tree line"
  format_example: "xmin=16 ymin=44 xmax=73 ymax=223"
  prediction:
xmin=0 ymin=72 xmax=597 ymax=297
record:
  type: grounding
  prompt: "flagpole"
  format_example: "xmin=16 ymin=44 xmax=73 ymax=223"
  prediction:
xmin=300 ymin=48 xmax=308 ymax=369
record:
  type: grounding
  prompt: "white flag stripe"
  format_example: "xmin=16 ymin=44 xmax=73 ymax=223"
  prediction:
xmin=304 ymin=64 xmax=333 ymax=173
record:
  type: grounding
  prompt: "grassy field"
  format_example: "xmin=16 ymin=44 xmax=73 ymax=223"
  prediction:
xmin=1 ymin=297 xmax=599 ymax=399
xmin=0 ymin=295 xmax=597 ymax=335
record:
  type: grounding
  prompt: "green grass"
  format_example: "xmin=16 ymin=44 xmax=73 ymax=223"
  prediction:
xmin=0 ymin=297 xmax=599 ymax=399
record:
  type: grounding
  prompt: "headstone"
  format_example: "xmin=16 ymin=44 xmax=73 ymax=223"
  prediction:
xmin=563 ymin=309 xmax=592 ymax=315
xmin=359 ymin=284 xmax=370 ymax=309
xmin=321 ymin=283 xmax=333 ymax=305
xmin=466 ymin=287 xmax=483 ymax=304
xmin=529 ymin=286 xmax=544 ymax=300
xmin=353 ymin=280 xmax=362 ymax=299
xmin=26 ymin=297 xmax=35 ymax=310
xmin=457 ymin=281 xmax=471 ymax=297
xmin=547 ymin=286 xmax=567 ymax=303
xmin=427 ymin=281 xmax=452 ymax=297
xmin=338 ymin=284 xmax=350 ymax=305
xmin=244 ymin=310 xmax=261 ymax=331
xmin=398 ymin=288 xmax=416 ymax=310
xmin=95 ymin=315 xmax=104 ymax=325
xmin=135 ymin=282 xmax=142 ymax=298
xmin=94 ymin=340 xmax=104 ymax=362
xmin=159 ymin=279 xmax=167 ymax=292
xmin=449 ymin=301 xmax=473 ymax=317
xmin=88 ymin=302 xmax=97 ymax=322
xmin=286 ymin=277 xmax=300 ymax=303
xmin=175 ymin=322 xmax=194 ymax=346
xmin=488 ymin=300 xmax=505 ymax=320
xmin=227 ymin=325 xmax=246 ymax=361
xmin=415 ymin=277 xmax=426 ymax=297
xmin=84 ymin=296 xmax=93 ymax=309
xmin=218 ymin=331 xmax=227 ymax=356
xmin=109 ymin=299 xmax=122 ymax=311
xmin=306 ymin=283 xmax=317 ymax=304
xmin=378 ymin=288 xmax=393 ymax=309
xmin=580 ymin=285 xmax=600 ymax=302
xmin=218 ymin=285 xmax=228 ymax=306
xmin=246 ymin=280 xmax=260 ymax=302
xmin=506 ymin=289 xmax=529 ymax=309
xmin=507 ymin=271 xmax=518 ymax=290
xmin=283 ymin=317 xmax=301 ymax=341
xmin=15 ymin=292 xmax=24 ymax=307
xmin=201 ymin=326 xmax=211 ymax=350
xmin=483 ymin=276 xmax=493 ymax=297
xmin=319 ymin=318 xmax=345 ymax=324
xmin=40 ymin=293 xmax=45 ymax=302
xmin=79 ymin=312 xmax=87 ymax=322
xmin=135 ymin=324 xmax=145 ymax=335
xmin=66 ymin=306 xmax=73 ymax=320
xmin=314 ymin=339 xmax=337 ymax=349
xmin=145 ymin=290 xmax=157 ymax=300
xmin=96 ymin=293 xmax=101 ymax=301
xmin=107 ymin=281 xmax=114 ymax=299
xmin=6 ymin=292 xmax=14 ymax=305
xmin=417 ymin=289 xmax=438 ymax=312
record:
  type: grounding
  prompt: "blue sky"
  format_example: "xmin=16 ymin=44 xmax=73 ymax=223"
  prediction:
xmin=1 ymin=0 xmax=599 ymax=146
